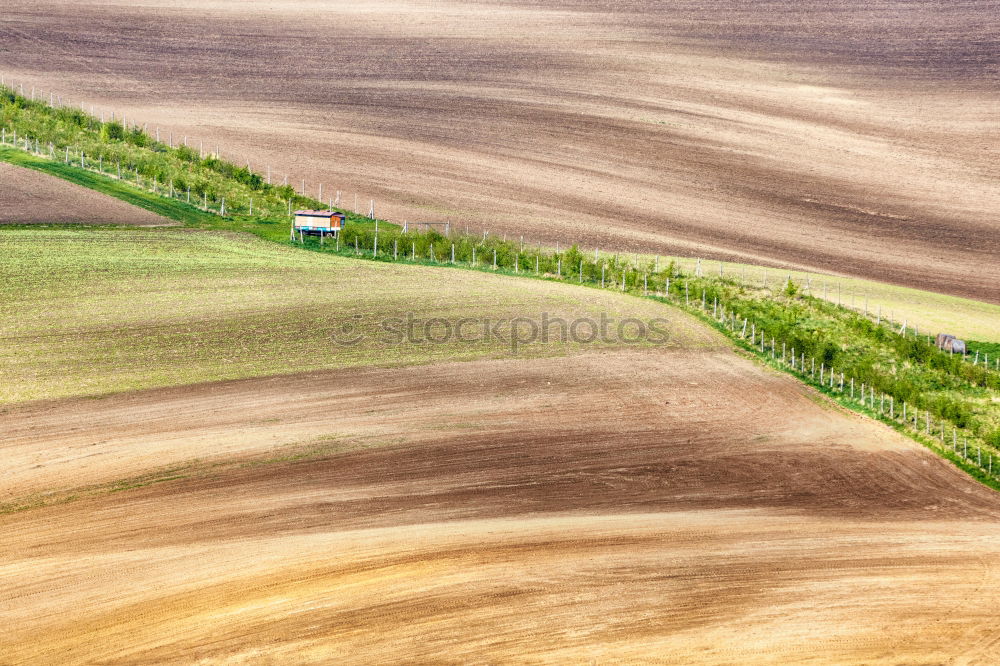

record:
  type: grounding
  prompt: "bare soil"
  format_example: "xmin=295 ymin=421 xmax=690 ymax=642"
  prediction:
xmin=3 ymin=348 xmax=1000 ymax=663
xmin=1 ymin=0 xmax=997 ymax=301
xmin=0 ymin=162 xmax=172 ymax=225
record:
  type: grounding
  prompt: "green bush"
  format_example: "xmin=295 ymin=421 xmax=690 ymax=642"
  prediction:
xmin=100 ymin=122 xmax=125 ymax=142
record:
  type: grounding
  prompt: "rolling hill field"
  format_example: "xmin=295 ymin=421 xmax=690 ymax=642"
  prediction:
xmin=1 ymin=0 xmax=997 ymax=301
xmin=2 ymin=227 xmax=1000 ymax=663
xmin=2 ymin=0 xmax=999 ymax=662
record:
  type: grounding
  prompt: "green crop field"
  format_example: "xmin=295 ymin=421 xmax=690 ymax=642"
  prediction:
xmin=0 ymin=228 xmax=714 ymax=405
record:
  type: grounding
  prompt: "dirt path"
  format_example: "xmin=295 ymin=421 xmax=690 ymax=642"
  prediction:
xmin=3 ymin=348 xmax=1000 ymax=663
xmin=0 ymin=162 xmax=172 ymax=225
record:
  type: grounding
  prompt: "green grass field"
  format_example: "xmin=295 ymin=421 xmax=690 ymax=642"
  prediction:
xmin=0 ymin=228 xmax=715 ymax=405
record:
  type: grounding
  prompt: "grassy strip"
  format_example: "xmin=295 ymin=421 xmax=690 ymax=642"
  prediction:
xmin=0 ymin=143 xmax=386 ymax=243
xmin=0 ymin=83 xmax=392 ymax=227
xmin=968 ymin=340 xmax=1000 ymax=367
xmin=600 ymin=253 xmax=1000 ymax=344
xmin=0 ymin=145 xmax=216 ymax=225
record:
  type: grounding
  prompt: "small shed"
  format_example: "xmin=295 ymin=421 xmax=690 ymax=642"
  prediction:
xmin=294 ymin=210 xmax=345 ymax=235
xmin=935 ymin=333 xmax=966 ymax=355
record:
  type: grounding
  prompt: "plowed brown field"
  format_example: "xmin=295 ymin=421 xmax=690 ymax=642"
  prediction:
xmin=0 ymin=162 xmax=171 ymax=225
xmin=4 ymin=349 xmax=1000 ymax=663
xmin=3 ymin=3 xmax=999 ymax=661
xmin=2 ymin=0 xmax=997 ymax=301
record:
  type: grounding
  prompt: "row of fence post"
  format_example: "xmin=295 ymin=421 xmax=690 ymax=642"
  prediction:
xmin=689 ymin=291 xmax=995 ymax=480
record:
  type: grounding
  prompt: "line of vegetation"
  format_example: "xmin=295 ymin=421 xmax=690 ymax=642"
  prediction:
xmin=0 ymin=83 xmax=384 ymax=232
xmin=2 ymin=83 xmax=997 ymax=489
xmin=0 ymin=145 xmax=217 ymax=225
xmin=968 ymin=340 xmax=1000 ymax=366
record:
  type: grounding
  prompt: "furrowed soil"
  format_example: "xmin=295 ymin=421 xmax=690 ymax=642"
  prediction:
xmin=3 ymin=348 xmax=1000 ymax=664
xmin=0 ymin=162 xmax=171 ymax=225
xmin=3 ymin=1 xmax=1000 ymax=660
xmin=2 ymin=0 xmax=998 ymax=301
